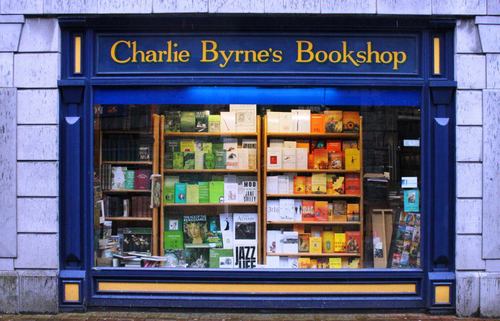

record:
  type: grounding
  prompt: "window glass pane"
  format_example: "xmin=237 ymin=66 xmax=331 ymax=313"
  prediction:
xmin=93 ymin=103 xmax=421 ymax=269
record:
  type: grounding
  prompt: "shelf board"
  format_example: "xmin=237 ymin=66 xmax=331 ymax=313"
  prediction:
xmin=267 ymin=169 xmax=360 ymax=174
xmin=164 ymin=169 xmax=258 ymax=174
xmin=266 ymin=252 xmax=360 ymax=257
xmin=103 ymin=189 xmax=151 ymax=193
xmin=101 ymin=131 xmax=152 ymax=135
xmin=266 ymin=194 xmax=361 ymax=198
xmin=266 ymin=132 xmax=359 ymax=139
xmin=101 ymin=161 xmax=153 ymax=165
xmin=164 ymin=202 xmax=258 ymax=207
xmin=105 ymin=217 xmax=153 ymax=222
xmin=267 ymin=221 xmax=361 ymax=225
xmin=165 ymin=132 xmax=257 ymax=137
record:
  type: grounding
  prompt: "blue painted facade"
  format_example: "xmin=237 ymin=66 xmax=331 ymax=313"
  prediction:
xmin=58 ymin=16 xmax=456 ymax=312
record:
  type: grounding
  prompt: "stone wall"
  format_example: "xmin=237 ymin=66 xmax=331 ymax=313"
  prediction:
xmin=0 ymin=0 xmax=498 ymax=315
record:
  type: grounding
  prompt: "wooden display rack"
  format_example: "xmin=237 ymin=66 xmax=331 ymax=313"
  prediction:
xmin=262 ymin=115 xmax=365 ymax=267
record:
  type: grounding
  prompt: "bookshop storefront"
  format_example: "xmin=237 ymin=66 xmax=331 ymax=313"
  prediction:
xmin=58 ymin=16 xmax=456 ymax=312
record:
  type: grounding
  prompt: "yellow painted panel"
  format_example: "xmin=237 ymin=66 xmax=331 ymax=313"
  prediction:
xmin=64 ymin=283 xmax=80 ymax=302
xmin=74 ymin=36 xmax=82 ymax=74
xmin=98 ymin=282 xmax=416 ymax=294
xmin=435 ymin=285 xmax=450 ymax=304
xmin=433 ymin=37 xmax=441 ymax=75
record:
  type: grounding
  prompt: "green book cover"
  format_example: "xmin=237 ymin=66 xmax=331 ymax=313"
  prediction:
xmin=165 ymin=140 xmax=180 ymax=169
xmin=209 ymin=249 xmax=233 ymax=268
xmin=173 ymin=152 xmax=184 ymax=169
xmin=163 ymin=176 xmax=179 ymax=204
xmin=183 ymin=152 xmax=195 ymax=170
xmin=124 ymin=170 xmax=135 ymax=190
xmin=195 ymin=111 xmax=210 ymax=132
xmin=164 ymin=215 xmax=184 ymax=250
xmin=180 ymin=111 xmax=196 ymax=132
xmin=186 ymin=184 xmax=199 ymax=204
xmin=165 ymin=111 xmax=181 ymax=132
xmin=198 ymin=181 xmax=210 ymax=203
xmin=195 ymin=151 xmax=204 ymax=170
xmin=212 ymin=142 xmax=224 ymax=152
xmin=204 ymin=152 xmax=215 ymax=169
xmin=209 ymin=181 xmax=224 ymax=203
xmin=214 ymin=150 xmax=226 ymax=169
xmin=202 ymin=142 xmax=213 ymax=153
xmin=180 ymin=139 xmax=195 ymax=152
xmin=207 ymin=216 xmax=223 ymax=248
xmin=174 ymin=182 xmax=187 ymax=203
xmin=208 ymin=115 xmax=221 ymax=133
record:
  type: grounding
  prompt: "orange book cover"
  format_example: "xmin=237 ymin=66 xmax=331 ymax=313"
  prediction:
xmin=345 ymin=173 xmax=360 ymax=195
xmin=298 ymin=257 xmax=311 ymax=269
xmin=347 ymin=203 xmax=360 ymax=222
xmin=324 ymin=110 xmax=343 ymax=133
xmin=302 ymin=200 xmax=315 ymax=221
xmin=296 ymin=141 xmax=310 ymax=150
xmin=310 ymin=114 xmax=325 ymax=133
xmin=305 ymin=176 xmax=312 ymax=194
xmin=313 ymin=149 xmax=328 ymax=169
xmin=314 ymin=201 xmax=329 ymax=221
xmin=343 ymin=111 xmax=360 ymax=133
xmin=293 ymin=176 xmax=306 ymax=194
xmin=308 ymin=153 xmax=314 ymax=169
xmin=326 ymin=140 xmax=342 ymax=152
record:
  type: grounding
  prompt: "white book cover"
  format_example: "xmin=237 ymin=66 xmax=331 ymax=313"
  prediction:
xmin=241 ymin=138 xmax=257 ymax=149
xmin=224 ymin=175 xmax=239 ymax=203
xmin=282 ymin=148 xmax=297 ymax=169
xmin=267 ymin=111 xmax=281 ymax=133
xmin=266 ymin=256 xmax=280 ymax=268
xmin=266 ymin=176 xmax=279 ymax=194
xmin=267 ymin=230 xmax=282 ymax=254
xmin=294 ymin=200 xmax=302 ymax=221
xmin=267 ymin=147 xmax=282 ymax=169
xmin=266 ymin=200 xmax=280 ymax=221
xmin=279 ymin=198 xmax=296 ymax=220
xmin=283 ymin=140 xmax=297 ymax=148
xmin=242 ymin=139 xmax=257 ymax=170
xmin=291 ymin=109 xmax=311 ymax=133
xmin=287 ymin=257 xmax=299 ymax=269
xmin=279 ymin=112 xmax=293 ymax=133
xmin=287 ymin=173 xmax=295 ymax=193
xmin=219 ymin=213 xmax=234 ymax=249
xmin=230 ymin=104 xmax=257 ymax=133
xmin=223 ymin=138 xmax=239 ymax=169
xmin=237 ymin=148 xmax=249 ymax=170
xmin=279 ymin=257 xmax=290 ymax=268
xmin=278 ymin=175 xmax=290 ymax=194
xmin=237 ymin=176 xmax=257 ymax=203
xmin=220 ymin=111 xmax=236 ymax=132
xmin=111 ymin=166 xmax=126 ymax=190
xmin=269 ymin=139 xmax=284 ymax=148
xmin=233 ymin=213 xmax=258 ymax=268
xmin=296 ymin=148 xmax=309 ymax=169
xmin=282 ymin=231 xmax=299 ymax=254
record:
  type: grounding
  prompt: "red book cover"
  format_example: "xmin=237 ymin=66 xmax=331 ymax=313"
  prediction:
xmin=345 ymin=231 xmax=361 ymax=253
xmin=302 ymin=200 xmax=315 ymax=221
xmin=134 ymin=169 xmax=151 ymax=190
xmin=305 ymin=176 xmax=312 ymax=194
xmin=345 ymin=173 xmax=360 ymax=195
xmin=131 ymin=196 xmax=138 ymax=217
xmin=326 ymin=140 xmax=342 ymax=152
xmin=313 ymin=149 xmax=329 ymax=169
xmin=314 ymin=201 xmax=329 ymax=221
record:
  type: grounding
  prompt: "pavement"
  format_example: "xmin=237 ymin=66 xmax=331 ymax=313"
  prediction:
xmin=0 ymin=312 xmax=496 ymax=321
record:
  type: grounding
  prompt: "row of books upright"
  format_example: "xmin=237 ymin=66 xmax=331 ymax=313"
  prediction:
xmin=102 ymin=136 xmax=152 ymax=162
xmin=267 ymin=110 xmax=360 ymax=133
xmin=100 ymin=105 xmax=153 ymax=131
xmin=164 ymin=175 xmax=257 ymax=204
xmin=267 ymin=199 xmax=360 ymax=222
xmin=267 ymin=173 xmax=360 ymax=195
xmin=165 ymin=105 xmax=257 ymax=133
xmin=101 ymin=165 xmax=151 ymax=191
xmin=104 ymin=196 xmax=152 ymax=218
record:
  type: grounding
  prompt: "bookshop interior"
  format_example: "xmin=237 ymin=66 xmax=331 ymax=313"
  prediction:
xmin=94 ymin=104 xmax=421 ymax=270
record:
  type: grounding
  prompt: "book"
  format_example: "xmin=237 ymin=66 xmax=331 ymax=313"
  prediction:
xmin=279 ymin=112 xmax=293 ymax=132
xmin=334 ymin=233 xmax=346 ymax=252
xmin=198 ymin=181 xmax=209 ymax=203
xmin=209 ymin=248 xmax=234 ymax=268
xmin=219 ymin=213 xmax=234 ymax=249
xmin=266 ymin=200 xmax=280 ymax=221
xmin=173 ymin=152 xmax=184 ymax=169
xmin=332 ymin=201 xmax=347 ymax=222
xmin=327 ymin=140 xmax=342 ymax=152
xmin=214 ymin=150 xmax=226 ymax=169
xmin=305 ymin=176 xmax=312 ymax=194
xmin=203 ymin=152 xmax=215 ymax=169
xmin=230 ymin=104 xmax=256 ymax=133
xmin=180 ymin=111 xmax=196 ymax=132
xmin=278 ymin=175 xmax=291 ymax=194
xmin=195 ymin=111 xmax=209 ymax=132
xmin=209 ymin=180 xmax=224 ymax=203
xmin=183 ymin=215 xmax=208 ymax=247
xmin=183 ymin=152 xmax=195 ymax=170
xmin=165 ymin=140 xmax=180 ymax=169
xmin=111 ymin=166 xmax=126 ymax=190
xmin=238 ymin=177 xmax=258 ymax=203
xmin=298 ymin=257 xmax=311 ymax=269
xmin=207 ymin=216 xmax=223 ymax=248
xmin=223 ymin=175 xmax=239 ymax=203
xmin=164 ymin=216 xmax=184 ymax=250
xmin=328 ymin=151 xmax=343 ymax=169
xmin=293 ymin=176 xmax=306 ymax=194
xmin=119 ymin=227 xmax=152 ymax=254
xmin=223 ymin=138 xmax=239 ymax=169
xmin=322 ymin=231 xmax=335 ymax=253
xmin=294 ymin=199 xmax=303 ymax=221
xmin=310 ymin=114 xmax=325 ymax=133
xmin=314 ymin=201 xmax=328 ymax=221
xmin=267 ymin=230 xmax=282 ymax=254
xmin=184 ymin=248 xmax=209 ymax=268
xmin=220 ymin=111 xmax=236 ymax=132
xmin=404 ymin=189 xmax=420 ymax=212
xmin=347 ymin=203 xmax=360 ymax=221
xmin=345 ymin=174 xmax=360 ymax=195
xmin=312 ymin=173 xmax=327 ymax=194
xmin=328 ymin=257 xmax=342 ymax=269
xmin=309 ymin=236 xmax=322 ymax=254
xmin=237 ymin=148 xmax=249 ymax=170
xmin=267 ymin=111 xmax=281 ymax=133
xmin=242 ymin=139 xmax=257 ymax=170
xmin=291 ymin=109 xmax=311 ymax=133
xmin=329 ymin=175 xmax=345 ymax=195
xmin=296 ymin=148 xmax=309 ymax=169
xmin=267 ymin=176 xmax=279 ymax=194
xmin=124 ymin=170 xmax=135 ymax=190
xmin=267 ymin=147 xmax=282 ymax=169
xmin=312 ymin=149 xmax=328 ymax=169
xmin=345 ymin=231 xmax=361 ymax=253
xmin=208 ymin=115 xmax=220 ymax=133
xmin=298 ymin=233 xmax=310 ymax=252
xmin=302 ymin=200 xmax=315 ymax=221
xmin=324 ymin=110 xmax=343 ymax=133
xmin=233 ymin=213 xmax=258 ymax=269
xmin=342 ymin=140 xmax=358 ymax=150
xmin=174 ymin=182 xmax=187 ymax=203
xmin=279 ymin=199 xmax=295 ymax=221
xmin=165 ymin=111 xmax=181 ymax=132
xmin=282 ymin=231 xmax=299 ymax=254
xmin=134 ymin=169 xmax=151 ymax=190
xmin=180 ymin=139 xmax=195 ymax=152
xmin=186 ymin=184 xmax=199 ymax=204
xmin=344 ymin=148 xmax=360 ymax=171
xmin=343 ymin=111 xmax=360 ymax=132
xmin=282 ymin=148 xmax=296 ymax=169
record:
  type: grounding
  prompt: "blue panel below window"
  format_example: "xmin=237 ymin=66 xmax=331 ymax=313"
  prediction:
xmin=93 ymin=86 xmax=421 ymax=107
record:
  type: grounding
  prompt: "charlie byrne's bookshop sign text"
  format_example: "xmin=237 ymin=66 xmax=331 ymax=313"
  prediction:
xmin=97 ymin=34 xmax=418 ymax=75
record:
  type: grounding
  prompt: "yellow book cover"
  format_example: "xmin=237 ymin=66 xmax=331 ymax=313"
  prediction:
xmin=328 ymin=257 xmax=342 ymax=269
xmin=293 ymin=176 xmax=307 ymax=194
xmin=348 ymin=258 xmax=360 ymax=268
xmin=298 ymin=258 xmax=311 ymax=269
xmin=334 ymin=233 xmax=346 ymax=252
xmin=322 ymin=231 xmax=335 ymax=253
xmin=309 ymin=236 xmax=323 ymax=254
xmin=311 ymin=173 xmax=327 ymax=194
xmin=310 ymin=259 xmax=318 ymax=269
xmin=329 ymin=175 xmax=345 ymax=195
xmin=180 ymin=139 xmax=195 ymax=152
xmin=186 ymin=184 xmax=199 ymax=204
xmin=344 ymin=148 xmax=360 ymax=171
xmin=324 ymin=110 xmax=343 ymax=133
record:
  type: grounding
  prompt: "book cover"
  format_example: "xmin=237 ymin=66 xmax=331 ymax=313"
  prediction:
xmin=220 ymin=111 xmax=236 ymax=132
xmin=282 ymin=231 xmax=299 ymax=254
xmin=198 ymin=181 xmax=209 ymax=203
xmin=293 ymin=176 xmax=306 ymax=194
xmin=180 ymin=111 xmax=196 ymax=132
xmin=324 ymin=110 xmax=343 ymax=133
xmin=165 ymin=140 xmax=180 ymax=169
xmin=322 ymin=231 xmax=335 ymax=253
xmin=134 ymin=169 xmax=151 ymax=190
xmin=342 ymin=140 xmax=358 ymax=150
xmin=279 ymin=198 xmax=295 ymax=221
xmin=279 ymin=112 xmax=293 ymax=132
xmin=293 ymin=199 xmax=303 ymax=221
xmin=295 ymin=148 xmax=309 ymax=169
xmin=334 ymin=233 xmax=346 ymax=252
xmin=266 ymin=111 xmax=281 ymax=133
xmin=282 ymin=148 xmax=296 ymax=169
xmin=291 ymin=109 xmax=311 ymax=133
xmin=209 ymin=248 xmax=234 ymax=268
xmin=111 ymin=166 xmax=126 ymax=190
xmin=305 ymin=176 xmax=312 ymax=194
xmin=203 ymin=152 xmax=215 ymax=169
xmin=173 ymin=152 xmax=184 ymax=169
xmin=237 ymin=148 xmax=249 ymax=170
xmin=345 ymin=173 xmax=360 ymax=195
xmin=209 ymin=180 xmax=224 ymax=203
xmin=207 ymin=216 xmax=223 ymax=248
xmin=312 ymin=173 xmax=327 ymax=194
xmin=314 ymin=201 xmax=329 ymax=221
xmin=404 ymin=189 xmax=420 ymax=212
xmin=184 ymin=248 xmax=209 ymax=268
xmin=329 ymin=175 xmax=345 ymax=195
xmin=223 ymin=138 xmax=239 ymax=169
xmin=345 ymin=231 xmax=361 ymax=253
xmin=326 ymin=140 xmax=342 ymax=152
xmin=186 ymin=184 xmax=199 ymax=204
xmin=332 ymin=201 xmax=347 ymax=222
xmin=267 ymin=230 xmax=282 ymax=254
xmin=298 ymin=257 xmax=311 ymax=269
xmin=230 ymin=104 xmax=257 ymax=133
xmin=150 ymin=174 xmax=162 ymax=208
xmin=208 ymin=115 xmax=220 ymax=133
xmin=267 ymin=147 xmax=282 ymax=169
xmin=266 ymin=176 xmax=279 ymax=194
xmin=202 ymin=142 xmax=213 ymax=153
xmin=312 ymin=149 xmax=328 ymax=169
xmin=302 ymin=200 xmax=315 ymax=221
xmin=120 ymin=227 xmax=152 ymax=254
xmin=223 ymin=175 xmax=239 ymax=203
xmin=310 ymin=114 xmax=325 ymax=133
xmin=164 ymin=216 xmax=184 ymax=250
xmin=219 ymin=213 xmax=234 ymax=249
xmin=174 ymin=182 xmax=187 ymax=203
xmin=266 ymin=200 xmax=280 ymax=221
xmin=238 ymin=177 xmax=258 ymax=203
xmin=343 ymin=111 xmax=360 ymax=132
xmin=233 ymin=213 xmax=258 ymax=268
xmin=183 ymin=152 xmax=195 ymax=170
xmin=298 ymin=233 xmax=310 ymax=252
xmin=309 ymin=236 xmax=322 ymax=254
xmin=180 ymin=139 xmax=195 ymax=152
xmin=344 ymin=148 xmax=360 ymax=171
xmin=163 ymin=176 xmax=179 ymax=204
xmin=165 ymin=111 xmax=181 ymax=132
xmin=328 ymin=151 xmax=343 ymax=169
xmin=278 ymin=175 xmax=291 ymax=194
xmin=183 ymin=215 xmax=208 ymax=247
xmin=328 ymin=257 xmax=342 ymax=269
xmin=195 ymin=111 xmax=209 ymax=132
xmin=347 ymin=203 xmax=360 ymax=221
xmin=124 ymin=169 xmax=135 ymax=190
xmin=214 ymin=150 xmax=226 ymax=169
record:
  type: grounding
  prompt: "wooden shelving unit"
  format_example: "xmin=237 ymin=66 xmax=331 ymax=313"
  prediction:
xmin=101 ymin=161 xmax=153 ymax=166
xmin=165 ymin=132 xmax=258 ymax=137
xmin=103 ymin=189 xmax=151 ymax=193
xmin=164 ymin=202 xmax=258 ymax=208
xmin=262 ymin=114 xmax=364 ymax=267
xmin=163 ymin=169 xmax=258 ymax=174
xmin=105 ymin=217 xmax=153 ymax=222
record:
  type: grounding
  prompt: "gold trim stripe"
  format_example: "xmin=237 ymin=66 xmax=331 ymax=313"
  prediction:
xmin=74 ymin=36 xmax=82 ymax=74
xmin=434 ymin=285 xmax=450 ymax=304
xmin=98 ymin=282 xmax=416 ymax=294
xmin=64 ymin=283 xmax=80 ymax=302
xmin=433 ymin=37 xmax=441 ymax=75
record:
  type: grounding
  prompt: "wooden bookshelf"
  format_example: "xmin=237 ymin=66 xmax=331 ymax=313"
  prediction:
xmin=102 ymin=130 xmax=152 ymax=135
xmin=165 ymin=132 xmax=257 ymax=137
xmin=267 ymin=133 xmax=358 ymax=139
xmin=101 ymin=161 xmax=153 ymax=165
xmin=266 ymin=252 xmax=360 ymax=257
xmin=164 ymin=202 xmax=258 ymax=208
xmin=105 ymin=217 xmax=153 ymax=222
xmin=103 ymin=189 xmax=151 ymax=193
xmin=163 ymin=169 xmax=258 ymax=174
xmin=267 ymin=221 xmax=361 ymax=225
xmin=266 ymin=194 xmax=361 ymax=198
xmin=267 ymin=169 xmax=360 ymax=174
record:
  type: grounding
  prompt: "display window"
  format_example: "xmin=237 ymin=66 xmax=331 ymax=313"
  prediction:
xmin=93 ymin=104 xmax=421 ymax=270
